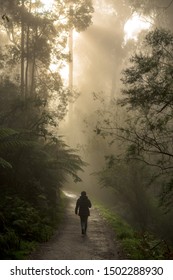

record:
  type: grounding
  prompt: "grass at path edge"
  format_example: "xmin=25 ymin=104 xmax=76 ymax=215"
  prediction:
xmin=94 ymin=202 xmax=173 ymax=260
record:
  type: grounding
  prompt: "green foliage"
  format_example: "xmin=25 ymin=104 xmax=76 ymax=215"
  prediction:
xmin=118 ymin=28 xmax=173 ymax=211
xmin=0 ymin=157 xmax=12 ymax=169
xmin=0 ymin=0 xmax=94 ymax=96
xmin=92 ymin=27 xmax=173 ymax=251
xmin=68 ymin=0 xmax=94 ymax=32
xmin=97 ymin=205 xmax=134 ymax=239
xmin=44 ymin=138 xmax=86 ymax=184
xmin=0 ymin=0 xmax=91 ymax=260
xmin=160 ymin=178 xmax=173 ymax=213
xmin=11 ymin=241 xmax=37 ymax=260
xmin=0 ymin=126 xmax=85 ymax=258
xmin=0 ymin=125 xmax=86 ymax=258
xmin=127 ymin=0 xmax=157 ymax=14
xmin=96 ymin=204 xmax=173 ymax=259
xmin=0 ymin=230 xmax=20 ymax=259
xmin=0 ymin=127 xmax=36 ymax=169
xmin=121 ymin=28 xmax=173 ymax=111
xmin=127 ymin=0 xmax=173 ymax=23
xmin=0 ymin=80 xmax=86 ymax=259
xmin=0 ymin=0 xmax=94 ymax=133
xmin=97 ymin=158 xmax=154 ymax=229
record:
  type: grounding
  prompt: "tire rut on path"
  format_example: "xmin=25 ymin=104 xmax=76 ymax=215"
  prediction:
xmin=29 ymin=190 xmax=122 ymax=260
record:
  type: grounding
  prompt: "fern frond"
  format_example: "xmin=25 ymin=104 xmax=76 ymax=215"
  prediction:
xmin=0 ymin=127 xmax=37 ymax=152
xmin=0 ymin=140 xmax=36 ymax=151
xmin=0 ymin=157 xmax=12 ymax=169
xmin=0 ymin=128 xmax=18 ymax=139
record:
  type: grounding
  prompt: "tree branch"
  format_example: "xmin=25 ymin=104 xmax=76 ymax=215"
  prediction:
xmin=157 ymin=0 xmax=173 ymax=9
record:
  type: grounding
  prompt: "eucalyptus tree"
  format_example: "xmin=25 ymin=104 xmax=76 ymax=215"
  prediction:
xmin=120 ymin=28 xmax=173 ymax=209
xmin=0 ymin=0 xmax=94 ymax=129
xmin=95 ymin=28 xmax=173 ymax=211
xmin=127 ymin=0 xmax=173 ymax=28
xmin=0 ymin=1 xmax=93 ymax=258
xmin=120 ymin=29 xmax=173 ymax=169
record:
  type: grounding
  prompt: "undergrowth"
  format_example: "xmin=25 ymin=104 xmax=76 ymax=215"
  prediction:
xmin=0 ymin=190 xmax=67 ymax=260
xmin=95 ymin=203 xmax=173 ymax=260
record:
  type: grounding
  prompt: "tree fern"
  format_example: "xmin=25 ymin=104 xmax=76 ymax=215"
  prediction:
xmin=0 ymin=127 xmax=36 ymax=168
xmin=44 ymin=138 xmax=87 ymax=184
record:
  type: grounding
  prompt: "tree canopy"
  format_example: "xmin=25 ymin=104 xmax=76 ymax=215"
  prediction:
xmin=93 ymin=28 xmax=173 ymax=213
xmin=120 ymin=28 xmax=173 ymax=171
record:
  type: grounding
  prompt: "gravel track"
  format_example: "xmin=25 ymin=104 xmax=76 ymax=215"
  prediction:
xmin=29 ymin=190 xmax=123 ymax=260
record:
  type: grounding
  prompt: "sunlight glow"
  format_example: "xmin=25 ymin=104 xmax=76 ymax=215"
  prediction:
xmin=95 ymin=0 xmax=116 ymax=16
xmin=40 ymin=0 xmax=54 ymax=11
xmin=124 ymin=13 xmax=152 ymax=43
xmin=73 ymin=30 xmax=80 ymax=42
xmin=49 ymin=62 xmax=69 ymax=85
xmin=49 ymin=29 xmax=80 ymax=86
xmin=32 ymin=0 xmax=54 ymax=12
xmin=60 ymin=64 xmax=69 ymax=85
xmin=62 ymin=191 xmax=77 ymax=198
xmin=31 ymin=0 xmax=80 ymax=87
xmin=49 ymin=63 xmax=58 ymax=72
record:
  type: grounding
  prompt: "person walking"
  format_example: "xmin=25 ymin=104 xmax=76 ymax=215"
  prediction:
xmin=75 ymin=191 xmax=92 ymax=235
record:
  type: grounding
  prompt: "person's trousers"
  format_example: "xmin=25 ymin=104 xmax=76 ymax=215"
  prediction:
xmin=80 ymin=215 xmax=88 ymax=233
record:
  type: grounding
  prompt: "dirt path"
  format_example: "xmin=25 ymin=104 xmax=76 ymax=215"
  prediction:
xmin=29 ymin=190 xmax=123 ymax=260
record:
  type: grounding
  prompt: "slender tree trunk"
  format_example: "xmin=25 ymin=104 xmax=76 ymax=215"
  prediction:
xmin=21 ymin=0 xmax=25 ymax=100
xmin=66 ymin=28 xmax=74 ymax=124
xmin=30 ymin=55 xmax=36 ymax=96
xmin=25 ymin=25 xmax=30 ymax=97
xmin=25 ymin=0 xmax=32 ymax=98
xmin=30 ymin=27 xmax=37 ymax=97
xmin=69 ymin=28 xmax=73 ymax=91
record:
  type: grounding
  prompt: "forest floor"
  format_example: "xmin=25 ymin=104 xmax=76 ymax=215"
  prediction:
xmin=29 ymin=190 xmax=124 ymax=260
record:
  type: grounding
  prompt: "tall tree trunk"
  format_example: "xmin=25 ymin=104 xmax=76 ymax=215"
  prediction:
xmin=30 ymin=55 xmax=36 ymax=96
xmin=25 ymin=25 xmax=30 ymax=98
xmin=66 ymin=28 xmax=74 ymax=125
xmin=25 ymin=0 xmax=32 ymax=98
xmin=69 ymin=28 xmax=73 ymax=91
xmin=21 ymin=0 xmax=25 ymax=101
xmin=30 ymin=27 xmax=37 ymax=97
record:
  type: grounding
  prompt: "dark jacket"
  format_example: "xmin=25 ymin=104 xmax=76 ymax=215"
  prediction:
xmin=75 ymin=195 xmax=92 ymax=216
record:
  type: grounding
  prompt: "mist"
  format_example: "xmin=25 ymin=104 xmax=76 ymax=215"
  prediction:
xmin=60 ymin=0 xmax=173 ymax=245
xmin=0 ymin=0 xmax=173 ymax=260
xmin=60 ymin=0 xmax=139 ymax=202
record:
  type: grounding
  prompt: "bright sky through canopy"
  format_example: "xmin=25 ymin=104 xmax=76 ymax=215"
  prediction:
xmin=40 ymin=0 xmax=54 ymax=10
xmin=32 ymin=0 xmax=54 ymax=11
xmin=36 ymin=0 xmax=79 ymax=85
xmin=124 ymin=13 xmax=152 ymax=42
xmin=39 ymin=2 xmax=151 ymax=84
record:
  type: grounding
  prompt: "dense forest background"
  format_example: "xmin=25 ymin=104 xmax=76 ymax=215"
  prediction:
xmin=0 ymin=0 xmax=93 ymax=259
xmin=0 ymin=0 xmax=173 ymax=259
